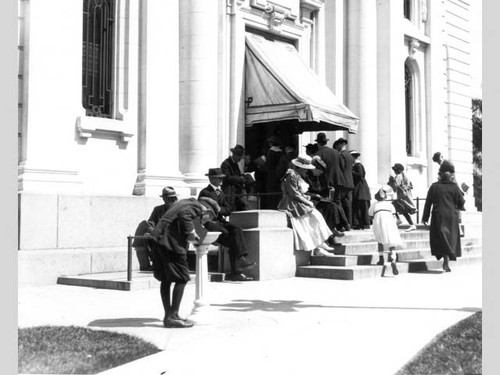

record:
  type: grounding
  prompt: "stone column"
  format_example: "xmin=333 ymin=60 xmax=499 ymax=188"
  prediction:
xmin=179 ymin=0 xmax=219 ymax=183
xmin=346 ymin=0 xmax=378 ymax=188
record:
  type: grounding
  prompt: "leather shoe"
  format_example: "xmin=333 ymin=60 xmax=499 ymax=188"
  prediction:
xmin=226 ymin=273 xmax=254 ymax=281
xmin=163 ymin=317 xmax=194 ymax=328
xmin=332 ymin=228 xmax=345 ymax=237
xmin=236 ymin=256 xmax=256 ymax=271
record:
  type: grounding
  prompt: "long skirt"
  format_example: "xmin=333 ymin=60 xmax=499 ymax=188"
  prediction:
xmin=289 ymin=209 xmax=332 ymax=251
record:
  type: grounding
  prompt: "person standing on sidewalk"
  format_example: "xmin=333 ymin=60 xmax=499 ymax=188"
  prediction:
xmin=369 ymin=186 xmax=404 ymax=275
xmin=147 ymin=197 xmax=219 ymax=328
xmin=421 ymin=162 xmax=465 ymax=272
xmin=198 ymin=168 xmax=257 ymax=281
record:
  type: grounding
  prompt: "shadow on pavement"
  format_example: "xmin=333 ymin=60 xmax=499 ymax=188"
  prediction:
xmin=88 ymin=318 xmax=163 ymax=328
xmin=211 ymin=299 xmax=481 ymax=314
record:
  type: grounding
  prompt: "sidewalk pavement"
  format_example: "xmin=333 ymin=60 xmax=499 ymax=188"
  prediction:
xmin=18 ymin=263 xmax=482 ymax=375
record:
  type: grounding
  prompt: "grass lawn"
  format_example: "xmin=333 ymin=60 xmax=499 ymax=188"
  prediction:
xmin=18 ymin=325 xmax=161 ymax=374
xmin=395 ymin=311 xmax=482 ymax=375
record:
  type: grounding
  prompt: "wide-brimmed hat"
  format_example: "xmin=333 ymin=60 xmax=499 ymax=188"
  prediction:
xmin=314 ymin=132 xmax=329 ymax=143
xmin=230 ymin=144 xmax=245 ymax=156
xmin=392 ymin=163 xmax=405 ymax=173
xmin=198 ymin=197 xmax=221 ymax=215
xmin=439 ymin=160 xmax=455 ymax=174
xmin=205 ymin=168 xmax=226 ymax=178
xmin=160 ymin=186 xmax=178 ymax=198
xmin=291 ymin=154 xmax=316 ymax=170
xmin=332 ymin=137 xmax=348 ymax=148
xmin=312 ymin=155 xmax=327 ymax=170
xmin=374 ymin=185 xmax=392 ymax=201
xmin=349 ymin=150 xmax=361 ymax=157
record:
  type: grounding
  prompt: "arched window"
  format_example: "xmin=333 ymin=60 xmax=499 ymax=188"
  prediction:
xmin=82 ymin=0 xmax=115 ymax=118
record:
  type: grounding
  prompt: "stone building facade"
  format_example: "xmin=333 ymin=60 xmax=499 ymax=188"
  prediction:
xmin=17 ymin=0 xmax=476 ymax=285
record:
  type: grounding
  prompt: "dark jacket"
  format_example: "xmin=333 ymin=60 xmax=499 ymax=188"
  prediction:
xmin=422 ymin=180 xmax=466 ymax=260
xmin=339 ymin=149 xmax=354 ymax=189
xmin=352 ymin=161 xmax=371 ymax=201
xmin=316 ymin=145 xmax=343 ymax=188
xmin=148 ymin=203 xmax=172 ymax=226
xmin=150 ymin=198 xmax=205 ymax=254
xmin=221 ymin=157 xmax=247 ymax=211
xmin=198 ymin=185 xmax=232 ymax=219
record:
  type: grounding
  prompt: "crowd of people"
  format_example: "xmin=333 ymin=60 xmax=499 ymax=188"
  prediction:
xmin=131 ymin=137 xmax=467 ymax=329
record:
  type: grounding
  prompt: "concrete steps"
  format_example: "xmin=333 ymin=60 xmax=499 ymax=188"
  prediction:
xmin=297 ymin=225 xmax=482 ymax=281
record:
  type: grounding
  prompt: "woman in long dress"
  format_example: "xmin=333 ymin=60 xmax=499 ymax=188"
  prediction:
xmin=421 ymin=162 xmax=465 ymax=272
xmin=277 ymin=155 xmax=335 ymax=257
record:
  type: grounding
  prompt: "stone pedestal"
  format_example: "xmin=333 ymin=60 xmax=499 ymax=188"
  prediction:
xmin=229 ymin=210 xmax=295 ymax=280
xmin=188 ymin=231 xmax=221 ymax=325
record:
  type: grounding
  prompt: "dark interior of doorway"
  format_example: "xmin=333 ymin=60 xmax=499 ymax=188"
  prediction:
xmin=245 ymin=119 xmax=302 ymax=160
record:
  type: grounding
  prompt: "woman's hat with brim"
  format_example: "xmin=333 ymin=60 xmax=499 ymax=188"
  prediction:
xmin=160 ymin=186 xmax=178 ymax=198
xmin=205 ymin=168 xmax=226 ymax=178
xmin=291 ymin=154 xmax=316 ymax=170
xmin=230 ymin=144 xmax=245 ymax=156
xmin=349 ymin=150 xmax=361 ymax=157
xmin=198 ymin=197 xmax=220 ymax=215
xmin=332 ymin=137 xmax=348 ymax=148
xmin=312 ymin=155 xmax=327 ymax=170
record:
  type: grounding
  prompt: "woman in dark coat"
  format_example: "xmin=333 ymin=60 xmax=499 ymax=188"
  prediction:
xmin=421 ymin=162 xmax=465 ymax=272
xmin=350 ymin=150 xmax=371 ymax=229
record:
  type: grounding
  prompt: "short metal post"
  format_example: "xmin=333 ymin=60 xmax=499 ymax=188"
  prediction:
xmin=127 ymin=235 xmax=133 ymax=282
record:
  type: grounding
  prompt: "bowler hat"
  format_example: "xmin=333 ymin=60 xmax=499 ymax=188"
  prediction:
xmin=314 ymin=132 xmax=329 ymax=143
xmin=205 ymin=168 xmax=226 ymax=178
xmin=332 ymin=137 xmax=348 ymax=148
xmin=160 ymin=186 xmax=178 ymax=198
xmin=198 ymin=197 xmax=221 ymax=215
xmin=392 ymin=163 xmax=405 ymax=173
xmin=291 ymin=154 xmax=316 ymax=170
xmin=230 ymin=144 xmax=245 ymax=156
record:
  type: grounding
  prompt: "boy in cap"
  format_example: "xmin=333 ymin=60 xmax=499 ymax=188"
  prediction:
xmin=148 ymin=197 xmax=218 ymax=328
xmin=199 ymin=168 xmax=257 ymax=281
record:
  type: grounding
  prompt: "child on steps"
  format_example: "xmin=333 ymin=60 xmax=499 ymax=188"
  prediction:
xmin=369 ymin=185 xmax=404 ymax=275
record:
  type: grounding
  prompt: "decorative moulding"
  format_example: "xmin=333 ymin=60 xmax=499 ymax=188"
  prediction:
xmin=75 ymin=116 xmax=134 ymax=144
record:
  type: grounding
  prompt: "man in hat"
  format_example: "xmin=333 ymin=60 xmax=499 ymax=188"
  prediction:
xmin=198 ymin=168 xmax=256 ymax=281
xmin=221 ymin=144 xmax=253 ymax=212
xmin=314 ymin=133 xmax=343 ymax=194
xmin=148 ymin=186 xmax=179 ymax=225
xmin=147 ymin=197 xmax=218 ymax=328
xmin=333 ymin=137 xmax=354 ymax=229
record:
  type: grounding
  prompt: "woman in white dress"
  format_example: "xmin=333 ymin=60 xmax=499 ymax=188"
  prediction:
xmin=369 ymin=185 xmax=404 ymax=275
xmin=277 ymin=155 xmax=335 ymax=257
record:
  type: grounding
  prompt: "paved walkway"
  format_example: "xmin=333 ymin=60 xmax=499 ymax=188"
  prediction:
xmin=18 ymin=263 xmax=482 ymax=375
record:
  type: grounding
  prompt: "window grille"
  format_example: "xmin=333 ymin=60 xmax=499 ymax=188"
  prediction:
xmin=82 ymin=0 xmax=115 ymax=118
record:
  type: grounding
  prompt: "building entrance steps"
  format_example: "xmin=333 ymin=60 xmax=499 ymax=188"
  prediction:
xmin=297 ymin=226 xmax=482 ymax=281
